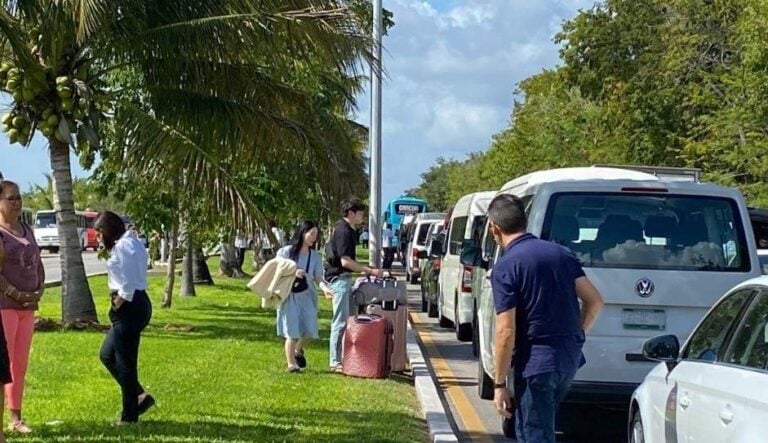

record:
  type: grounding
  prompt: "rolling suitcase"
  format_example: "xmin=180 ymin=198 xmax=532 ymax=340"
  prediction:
xmin=366 ymin=301 xmax=408 ymax=372
xmin=342 ymin=314 xmax=393 ymax=379
xmin=352 ymin=275 xmax=408 ymax=307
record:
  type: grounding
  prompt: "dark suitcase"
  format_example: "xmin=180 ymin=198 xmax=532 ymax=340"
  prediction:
xmin=352 ymin=275 xmax=408 ymax=307
xmin=342 ymin=314 xmax=393 ymax=379
xmin=366 ymin=302 xmax=408 ymax=372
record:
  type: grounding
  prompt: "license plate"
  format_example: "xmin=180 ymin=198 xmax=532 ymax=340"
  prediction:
xmin=622 ymin=309 xmax=666 ymax=330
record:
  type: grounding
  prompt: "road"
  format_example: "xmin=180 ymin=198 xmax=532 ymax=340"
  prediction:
xmin=42 ymin=250 xmax=107 ymax=284
xmin=405 ymin=278 xmax=626 ymax=442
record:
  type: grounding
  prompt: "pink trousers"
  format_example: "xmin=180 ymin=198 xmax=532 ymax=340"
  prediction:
xmin=1 ymin=309 xmax=35 ymax=410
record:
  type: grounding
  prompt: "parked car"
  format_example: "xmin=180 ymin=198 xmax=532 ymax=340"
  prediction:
xmin=419 ymin=222 xmax=445 ymax=318
xmin=404 ymin=213 xmax=445 ymax=284
xmin=630 ymin=276 xmax=768 ymax=443
xmin=437 ymin=191 xmax=495 ymax=342
xmin=469 ymin=166 xmax=761 ymax=436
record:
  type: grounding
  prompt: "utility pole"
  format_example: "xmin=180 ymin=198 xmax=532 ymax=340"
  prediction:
xmin=369 ymin=0 xmax=383 ymax=268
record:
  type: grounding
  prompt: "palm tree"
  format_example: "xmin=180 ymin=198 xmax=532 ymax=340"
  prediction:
xmin=0 ymin=1 xmax=371 ymax=322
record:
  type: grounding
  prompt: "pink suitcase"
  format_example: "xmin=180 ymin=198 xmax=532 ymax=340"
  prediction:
xmin=366 ymin=302 xmax=408 ymax=372
xmin=342 ymin=314 xmax=393 ymax=379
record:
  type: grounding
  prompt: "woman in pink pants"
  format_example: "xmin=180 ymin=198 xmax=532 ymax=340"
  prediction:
xmin=0 ymin=178 xmax=43 ymax=436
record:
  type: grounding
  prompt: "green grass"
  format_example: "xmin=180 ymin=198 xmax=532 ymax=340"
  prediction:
xmin=18 ymin=257 xmax=426 ymax=442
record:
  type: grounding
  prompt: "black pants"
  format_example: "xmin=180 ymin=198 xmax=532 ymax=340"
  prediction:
xmin=383 ymin=247 xmax=395 ymax=269
xmin=100 ymin=290 xmax=152 ymax=422
xmin=235 ymin=247 xmax=246 ymax=268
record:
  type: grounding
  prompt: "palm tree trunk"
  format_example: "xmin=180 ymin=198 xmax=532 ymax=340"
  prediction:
xmin=181 ymin=232 xmax=196 ymax=296
xmin=161 ymin=220 xmax=179 ymax=308
xmin=50 ymin=140 xmax=98 ymax=323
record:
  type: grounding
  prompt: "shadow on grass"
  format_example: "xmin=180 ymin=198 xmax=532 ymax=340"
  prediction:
xmin=29 ymin=409 xmax=427 ymax=443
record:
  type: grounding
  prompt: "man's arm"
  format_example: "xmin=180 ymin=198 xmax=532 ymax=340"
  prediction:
xmin=493 ymin=308 xmax=516 ymax=385
xmin=340 ymin=257 xmax=382 ymax=277
xmin=575 ymin=276 xmax=604 ymax=333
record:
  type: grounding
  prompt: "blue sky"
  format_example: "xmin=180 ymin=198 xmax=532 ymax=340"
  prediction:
xmin=0 ymin=0 xmax=592 ymax=204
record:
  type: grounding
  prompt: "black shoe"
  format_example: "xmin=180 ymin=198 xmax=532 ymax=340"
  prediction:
xmin=138 ymin=395 xmax=156 ymax=416
xmin=295 ymin=351 xmax=307 ymax=369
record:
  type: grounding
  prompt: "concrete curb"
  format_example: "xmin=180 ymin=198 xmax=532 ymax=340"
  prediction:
xmin=44 ymin=271 xmax=108 ymax=289
xmin=407 ymin=318 xmax=459 ymax=442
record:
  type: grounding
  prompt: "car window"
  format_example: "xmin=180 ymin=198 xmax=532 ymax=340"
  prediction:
xmin=683 ymin=289 xmax=754 ymax=362
xmin=417 ymin=223 xmax=433 ymax=246
xmin=724 ymin=291 xmax=768 ymax=370
xmin=449 ymin=217 xmax=468 ymax=255
xmin=760 ymin=254 xmax=768 ymax=275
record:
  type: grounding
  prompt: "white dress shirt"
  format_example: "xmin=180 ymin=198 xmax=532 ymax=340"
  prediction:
xmin=107 ymin=231 xmax=149 ymax=301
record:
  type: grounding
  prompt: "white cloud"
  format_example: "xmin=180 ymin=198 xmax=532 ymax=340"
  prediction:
xmin=355 ymin=0 xmax=594 ymax=203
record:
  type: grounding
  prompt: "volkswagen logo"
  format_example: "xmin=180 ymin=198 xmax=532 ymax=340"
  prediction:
xmin=635 ymin=278 xmax=655 ymax=298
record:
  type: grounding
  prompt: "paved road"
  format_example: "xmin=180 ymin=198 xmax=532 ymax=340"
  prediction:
xmin=42 ymin=250 xmax=107 ymax=284
xmin=405 ymin=276 xmax=626 ymax=442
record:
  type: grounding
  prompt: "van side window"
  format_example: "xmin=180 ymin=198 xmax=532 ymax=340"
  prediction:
xmin=449 ymin=216 xmax=468 ymax=255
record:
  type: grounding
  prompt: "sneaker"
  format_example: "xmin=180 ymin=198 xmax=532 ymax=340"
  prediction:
xmin=295 ymin=350 xmax=307 ymax=369
xmin=8 ymin=420 xmax=32 ymax=434
xmin=287 ymin=365 xmax=302 ymax=373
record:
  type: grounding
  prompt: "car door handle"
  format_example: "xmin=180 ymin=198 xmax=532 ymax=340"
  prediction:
xmin=679 ymin=396 xmax=691 ymax=409
xmin=720 ymin=407 xmax=734 ymax=424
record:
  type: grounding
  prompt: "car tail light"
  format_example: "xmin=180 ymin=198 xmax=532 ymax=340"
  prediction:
xmin=462 ymin=266 xmax=473 ymax=292
xmin=412 ymin=249 xmax=420 ymax=270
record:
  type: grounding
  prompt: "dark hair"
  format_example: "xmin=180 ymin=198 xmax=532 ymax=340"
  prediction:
xmin=268 ymin=220 xmax=277 ymax=229
xmin=94 ymin=211 xmax=126 ymax=251
xmin=487 ymin=194 xmax=527 ymax=235
xmin=341 ymin=197 xmax=367 ymax=217
xmin=289 ymin=220 xmax=319 ymax=260
xmin=0 ymin=178 xmax=18 ymax=195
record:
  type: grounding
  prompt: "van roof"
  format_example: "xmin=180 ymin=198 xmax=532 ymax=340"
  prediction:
xmin=454 ymin=191 xmax=496 ymax=216
xmin=500 ymin=167 xmax=659 ymax=192
xmin=415 ymin=212 xmax=445 ymax=222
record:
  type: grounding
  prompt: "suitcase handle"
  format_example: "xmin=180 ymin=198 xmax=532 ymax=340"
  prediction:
xmin=354 ymin=314 xmax=382 ymax=324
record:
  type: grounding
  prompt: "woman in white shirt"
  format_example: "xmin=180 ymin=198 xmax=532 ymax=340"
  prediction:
xmin=94 ymin=211 xmax=154 ymax=425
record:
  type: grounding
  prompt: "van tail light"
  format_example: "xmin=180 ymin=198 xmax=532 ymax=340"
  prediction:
xmin=462 ymin=266 xmax=474 ymax=292
xmin=412 ymin=249 xmax=420 ymax=270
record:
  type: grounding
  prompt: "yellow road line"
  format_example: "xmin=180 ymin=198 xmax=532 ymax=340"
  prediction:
xmin=412 ymin=314 xmax=493 ymax=443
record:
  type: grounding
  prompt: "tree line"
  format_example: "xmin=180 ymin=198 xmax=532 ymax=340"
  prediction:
xmin=408 ymin=0 xmax=768 ymax=211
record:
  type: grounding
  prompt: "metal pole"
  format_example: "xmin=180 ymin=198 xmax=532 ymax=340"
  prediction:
xmin=369 ymin=0 xmax=383 ymax=268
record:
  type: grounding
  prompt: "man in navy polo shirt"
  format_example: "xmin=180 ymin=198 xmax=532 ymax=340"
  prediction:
xmin=489 ymin=194 xmax=604 ymax=442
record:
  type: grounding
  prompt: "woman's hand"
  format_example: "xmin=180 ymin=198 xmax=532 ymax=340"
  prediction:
xmin=295 ymin=269 xmax=306 ymax=279
xmin=113 ymin=295 xmax=126 ymax=310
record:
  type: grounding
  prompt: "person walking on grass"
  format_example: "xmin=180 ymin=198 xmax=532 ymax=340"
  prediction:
xmin=382 ymin=224 xmax=394 ymax=269
xmin=0 ymin=178 xmax=41 ymax=437
xmin=325 ymin=198 xmax=384 ymax=373
xmin=276 ymin=221 xmax=334 ymax=372
xmin=95 ymin=211 xmax=155 ymax=425
xmin=488 ymin=194 xmax=604 ymax=443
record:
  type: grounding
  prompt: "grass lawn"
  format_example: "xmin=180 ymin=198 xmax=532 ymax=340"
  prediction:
xmin=16 ymin=254 xmax=426 ymax=442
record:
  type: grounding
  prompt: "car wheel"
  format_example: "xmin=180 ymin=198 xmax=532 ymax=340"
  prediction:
xmin=428 ymin=298 xmax=438 ymax=318
xmin=455 ymin=294 xmax=472 ymax=341
xmin=502 ymin=416 xmax=517 ymax=439
xmin=630 ymin=409 xmax=644 ymax=443
xmin=477 ymin=347 xmax=494 ymax=400
xmin=471 ymin=304 xmax=479 ymax=357
xmin=410 ymin=273 xmax=418 ymax=284
xmin=420 ymin=289 xmax=428 ymax=313
xmin=438 ymin=292 xmax=453 ymax=328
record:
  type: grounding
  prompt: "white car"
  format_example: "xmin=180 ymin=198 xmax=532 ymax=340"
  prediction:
xmin=630 ymin=276 xmax=768 ymax=443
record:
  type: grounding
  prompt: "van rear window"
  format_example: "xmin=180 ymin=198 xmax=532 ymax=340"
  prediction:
xmin=542 ymin=193 xmax=750 ymax=272
xmin=417 ymin=223 xmax=433 ymax=246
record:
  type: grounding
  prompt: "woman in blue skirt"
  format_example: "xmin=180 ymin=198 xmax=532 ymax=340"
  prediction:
xmin=276 ymin=221 xmax=332 ymax=372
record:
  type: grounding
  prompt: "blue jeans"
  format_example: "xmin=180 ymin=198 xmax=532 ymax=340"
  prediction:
xmin=514 ymin=371 xmax=575 ymax=443
xmin=329 ymin=277 xmax=353 ymax=367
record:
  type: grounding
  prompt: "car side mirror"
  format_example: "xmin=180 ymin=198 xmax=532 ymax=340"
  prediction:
xmin=642 ymin=334 xmax=680 ymax=370
xmin=417 ymin=250 xmax=428 ymax=259
xmin=460 ymin=244 xmax=482 ymax=267
xmin=429 ymin=240 xmax=443 ymax=258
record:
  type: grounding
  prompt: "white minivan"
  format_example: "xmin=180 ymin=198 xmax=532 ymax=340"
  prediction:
xmin=437 ymin=191 xmax=496 ymax=342
xmin=470 ymin=166 xmax=761 ymax=435
xmin=34 ymin=209 xmax=88 ymax=253
xmin=405 ymin=213 xmax=445 ymax=283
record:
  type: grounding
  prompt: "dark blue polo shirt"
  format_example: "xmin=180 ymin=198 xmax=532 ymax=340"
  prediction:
xmin=491 ymin=233 xmax=586 ymax=378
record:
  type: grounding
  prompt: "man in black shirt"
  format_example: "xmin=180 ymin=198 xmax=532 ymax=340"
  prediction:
xmin=326 ymin=197 xmax=384 ymax=372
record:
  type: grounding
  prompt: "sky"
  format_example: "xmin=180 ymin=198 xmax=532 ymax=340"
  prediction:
xmin=0 ymin=0 xmax=592 ymax=203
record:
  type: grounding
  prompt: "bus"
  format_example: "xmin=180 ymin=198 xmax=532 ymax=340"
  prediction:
xmin=384 ymin=195 xmax=428 ymax=249
xmin=34 ymin=210 xmax=88 ymax=253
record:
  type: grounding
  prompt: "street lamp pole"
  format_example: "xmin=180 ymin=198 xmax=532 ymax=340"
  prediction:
xmin=369 ymin=0 xmax=383 ymax=268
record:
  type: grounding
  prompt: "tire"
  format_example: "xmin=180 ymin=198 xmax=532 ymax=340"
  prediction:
xmin=630 ymin=409 xmax=644 ymax=443
xmin=477 ymin=348 xmax=494 ymax=400
xmin=438 ymin=293 xmax=453 ymax=328
xmin=428 ymin=299 xmax=438 ymax=318
xmin=420 ymin=289 xmax=428 ymax=313
xmin=471 ymin=304 xmax=479 ymax=357
xmin=455 ymin=294 xmax=472 ymax=341
xmin=410 ymin=273 xmax=419 ymax=284
xmin=502 ymin=416 xmax=517 ymax=439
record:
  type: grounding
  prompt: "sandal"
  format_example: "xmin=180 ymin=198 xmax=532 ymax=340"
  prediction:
xmin=8 ymin=419 xmax=32 ymax=434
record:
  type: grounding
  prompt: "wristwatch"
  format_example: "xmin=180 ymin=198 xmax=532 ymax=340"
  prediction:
xmin=494 ymin=382 xmax=506 ymax=389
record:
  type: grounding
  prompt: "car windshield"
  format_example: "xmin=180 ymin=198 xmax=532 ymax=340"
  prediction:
xmin=35 ymin=213 xmax=56 ymax=228
xmin=543 ymin=192 xmax=750 ymax=272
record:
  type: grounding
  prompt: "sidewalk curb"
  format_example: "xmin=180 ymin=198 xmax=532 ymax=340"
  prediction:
xmin=407 ymin=317 xmax=459 ymax=442
xmin=44 ymin=271 xmax=108 ymax=289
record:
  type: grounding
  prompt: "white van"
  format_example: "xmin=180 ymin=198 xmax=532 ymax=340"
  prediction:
xmin=471 ymin=166 xmax=761 ymax=434
xmin=405 ymin=213 xmax=445 ymax=283
xmin=34 ymin=210 xmax=87 ymax=253
xmin=437 ymin=191 xmax=496 ymax=342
